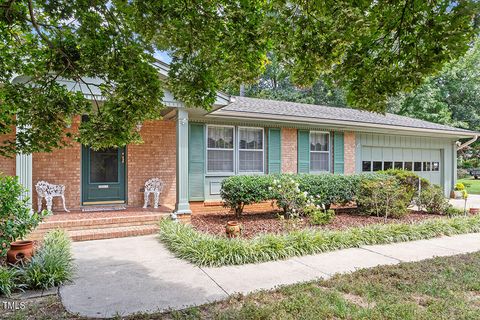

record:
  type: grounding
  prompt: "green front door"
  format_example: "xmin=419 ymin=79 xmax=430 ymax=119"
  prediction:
xmin=82 ymin=146 xmax=126 ymax=205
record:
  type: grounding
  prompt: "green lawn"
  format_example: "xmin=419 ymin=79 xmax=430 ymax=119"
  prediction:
xmin=4 ymin=252 xmax=480 ymax=320
xmin=458 ymin=177 xmax=480 ymax=195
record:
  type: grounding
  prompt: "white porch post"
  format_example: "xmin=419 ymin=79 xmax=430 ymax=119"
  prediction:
xmin=16 ymin=153 xmax=33 ymax=208
xmin=175 ymin=108 xmax=192 ymax=214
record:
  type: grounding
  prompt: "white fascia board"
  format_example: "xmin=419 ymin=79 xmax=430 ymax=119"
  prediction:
xmin=206 ymin=110 xmax=478 ymax=139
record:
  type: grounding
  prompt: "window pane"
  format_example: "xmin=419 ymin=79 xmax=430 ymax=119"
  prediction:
xmin=372 ymin=161 xmax=382 ymax=171
xmin=239 ymin=150 xmax=263 ymax=172
xmin=90 ymin=148 xmax=118 ymax=183
xmin=423 ymin=162 xmax=431 ymax=171
xmin=207 ymin=126 xmax=233 ymax=149
xmin=394 ymin=162 xmax=403 ymax=169
xmin=310 ymin=132 xmax=329 ymax=151
xmin=404 ymin=162 xmax=413 ymax=170
xmin=362 ymin=161 xmax=371 ymax=172
xmin=207 ymin=150 xmax=234 ymax=172
xmin=432 ymin=162 xmax=440 ymax=171
xmin=383 ymin=161 xmax=393 ymax=170
xmin=310 ymin=153 xmax=329 ymax=172
xmin=239 ymin=128 xmax=263 ymax=150
xmin=414 ymin=162 xmax=422 ymax=171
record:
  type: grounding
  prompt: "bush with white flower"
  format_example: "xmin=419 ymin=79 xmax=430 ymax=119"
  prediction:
xmin=269 ymin=177 xmax=307 ymax=217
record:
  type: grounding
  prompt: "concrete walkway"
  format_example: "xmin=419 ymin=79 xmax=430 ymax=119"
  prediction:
xmin=450 ymin=194 xmax=480 ymax=211
xmin=60 ymin=233 xmax=480 ymax=318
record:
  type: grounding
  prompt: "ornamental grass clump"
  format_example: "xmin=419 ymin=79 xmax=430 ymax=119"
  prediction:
xmin=0 ymin=265 xmax=23 ymax=297
xmin=159 ymin=215 xmax=480 ymax=267
xmin=21 ymin=229 xmax=74 ymax=290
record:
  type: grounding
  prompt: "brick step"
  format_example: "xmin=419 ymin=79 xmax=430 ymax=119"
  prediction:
xmin=35 ymin=213 xmax=167 ymax=231
xmin=30 ymin=225 xmax=159 ymax=242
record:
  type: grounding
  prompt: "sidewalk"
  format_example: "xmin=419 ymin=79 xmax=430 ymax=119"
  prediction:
xmin=60 ymin=233 xmax=480 ymax=318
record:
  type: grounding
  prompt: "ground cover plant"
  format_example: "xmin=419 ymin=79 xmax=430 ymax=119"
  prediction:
xmin=0 ymin=230 xmax=74 ymax=297
xmin=3 ymin=252 xmax=480 ymax=319
xmin=159 ymin=215 xmax=480 ymax=267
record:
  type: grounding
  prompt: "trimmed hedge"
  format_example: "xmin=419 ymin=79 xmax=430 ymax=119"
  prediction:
xmin=159 ymin=215 xmax=480 ymax=267
xmin=220 ymin=173 xmax=374 ymax=215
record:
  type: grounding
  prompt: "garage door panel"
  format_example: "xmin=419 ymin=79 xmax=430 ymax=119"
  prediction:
xmin=361 ymin=146 xmax=442 ymax=188
xmin=372 ymin=147 xmax=382 ymax=160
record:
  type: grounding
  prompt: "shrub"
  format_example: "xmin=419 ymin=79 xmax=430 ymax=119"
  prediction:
xmin=220 ymin=175 xmax=274 ymax=216
xmin=0 ymin=175 xmax=45 ymax=257
xmin=220 ymin=173 xmax=367 ymax=215
xmin=455 ymin=183 xmax=466 ymax=191
xmin=22 ymin=230 xmax=74 ymax=290
xmin=270 ymin=176 xmax=309 ymax=216
xmin=0 ymin=266 xmax=22 ymax=297
xmin=416 ymin=185 xmax=450 ymax=214
xmin=308 ymin=208 xmax=335 ymax=226
xmin=295 ymin=174 xmax=364 ymax=209
xmin=357 ymin=175 xmax=409 ymax=220
xmin=159 ymin=215 xmax=480 ymax=267
xmin=380 ymin=169 xmax=429 ymax=201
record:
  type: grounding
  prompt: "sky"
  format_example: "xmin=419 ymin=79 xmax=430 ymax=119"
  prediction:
xmin=154 ymin=50 xmax=172 ymax=64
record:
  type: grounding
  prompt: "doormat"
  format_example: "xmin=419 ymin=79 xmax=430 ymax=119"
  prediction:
xmin=81 ymin=205 xmax=126 ymax=212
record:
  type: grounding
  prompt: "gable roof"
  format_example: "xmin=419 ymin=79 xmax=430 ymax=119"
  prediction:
xmin=208 ymin=96 xmax=478 ymax=138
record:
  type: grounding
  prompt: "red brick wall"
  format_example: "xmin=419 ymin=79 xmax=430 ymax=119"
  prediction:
xmin=33 ymin=118 xmax=81 ymax=211
xmin=127 ymin=120 xmax=176 ymax=208
xmin=344 ymin=131 xmax=356 ymax=174
xmin=281 ymin=128 xmax=297 ymax=173
xmin=190 ymin=201 xmax=275 ymax=215
xmin=0 ymin=128 xmax=16 ymax=176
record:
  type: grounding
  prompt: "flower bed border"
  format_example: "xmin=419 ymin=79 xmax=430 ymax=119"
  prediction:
xmin=158 ymin=215 xmax=480 ymax=267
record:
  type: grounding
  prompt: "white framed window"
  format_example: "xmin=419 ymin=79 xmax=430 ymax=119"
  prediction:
xmin=206 ymin=125 xmax=235 ymax=173
xmin=310 ymin=131 xmax=330 ymax=172
xmin=238 ymin=127 xmax=264 ymax=173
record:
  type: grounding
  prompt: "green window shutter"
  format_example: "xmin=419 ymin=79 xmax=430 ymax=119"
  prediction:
xmin=334 ymin=132 xmax=345 ymax=174
xmin=188 ymin=123 xmax=205 ymax=201
xmin=268 ymin=128 xmax=281 ymax=173
xmin=297 ymin=130 xmax=310 ymax=173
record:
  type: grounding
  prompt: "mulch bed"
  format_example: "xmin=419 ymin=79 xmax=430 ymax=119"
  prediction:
xmin=191 ymin=209 xmax=445 ymax=239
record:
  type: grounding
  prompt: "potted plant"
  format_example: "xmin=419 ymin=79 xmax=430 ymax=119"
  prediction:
xmin=225 ymin=221 xmax=242 ymax=238
xmin=452 ymin=183 xmax=466 ymax=199
xmin=1 ymin=175 xmax=45 ymax=264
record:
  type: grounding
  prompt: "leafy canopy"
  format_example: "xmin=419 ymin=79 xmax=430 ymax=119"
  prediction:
xmin=0 ymin=0 xmax=478 ymax=156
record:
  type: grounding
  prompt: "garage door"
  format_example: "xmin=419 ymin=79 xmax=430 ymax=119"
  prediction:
xmin=361 ymin=147 xmax=442 ymax=186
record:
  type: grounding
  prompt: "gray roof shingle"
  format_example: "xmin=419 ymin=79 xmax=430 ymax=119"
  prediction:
xmin=214 ymin=96 xmax=476 ymax=135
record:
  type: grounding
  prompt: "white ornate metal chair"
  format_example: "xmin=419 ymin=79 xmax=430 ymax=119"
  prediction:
xmin=35 ymin=181 xmax=70 ymax=213
xmin=143 ymin=178 xmax=164 ymax=209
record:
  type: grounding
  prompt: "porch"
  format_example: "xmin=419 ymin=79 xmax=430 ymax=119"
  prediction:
xmin=29 ymin=206 xmax=174 ymax=242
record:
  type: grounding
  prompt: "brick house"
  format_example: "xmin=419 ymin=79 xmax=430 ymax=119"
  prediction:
xmin=1 ymin=61 xmax=478 ymax=222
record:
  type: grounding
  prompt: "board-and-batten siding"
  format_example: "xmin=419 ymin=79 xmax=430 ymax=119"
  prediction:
xmin=355 ymin=133 xmax=457 ymax=195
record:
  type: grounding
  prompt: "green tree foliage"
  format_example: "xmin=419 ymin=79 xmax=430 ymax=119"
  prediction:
xmin=388 ymin=40 xmax=480 ymax=165
xmin=1 ymin=1 xmax=478 ymax=156
xmin=388 ymin=40 xmax=480 ymax=130
xmin=239 ymin=54 xmax=348 ymax=107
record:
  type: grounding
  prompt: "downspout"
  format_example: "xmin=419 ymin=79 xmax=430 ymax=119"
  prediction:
xmin=456 ymin=135 xmax=478 ymax=151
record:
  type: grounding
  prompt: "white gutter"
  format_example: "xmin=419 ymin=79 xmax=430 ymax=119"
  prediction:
xmin=457 ymin=135 xmax=478 ymax=151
